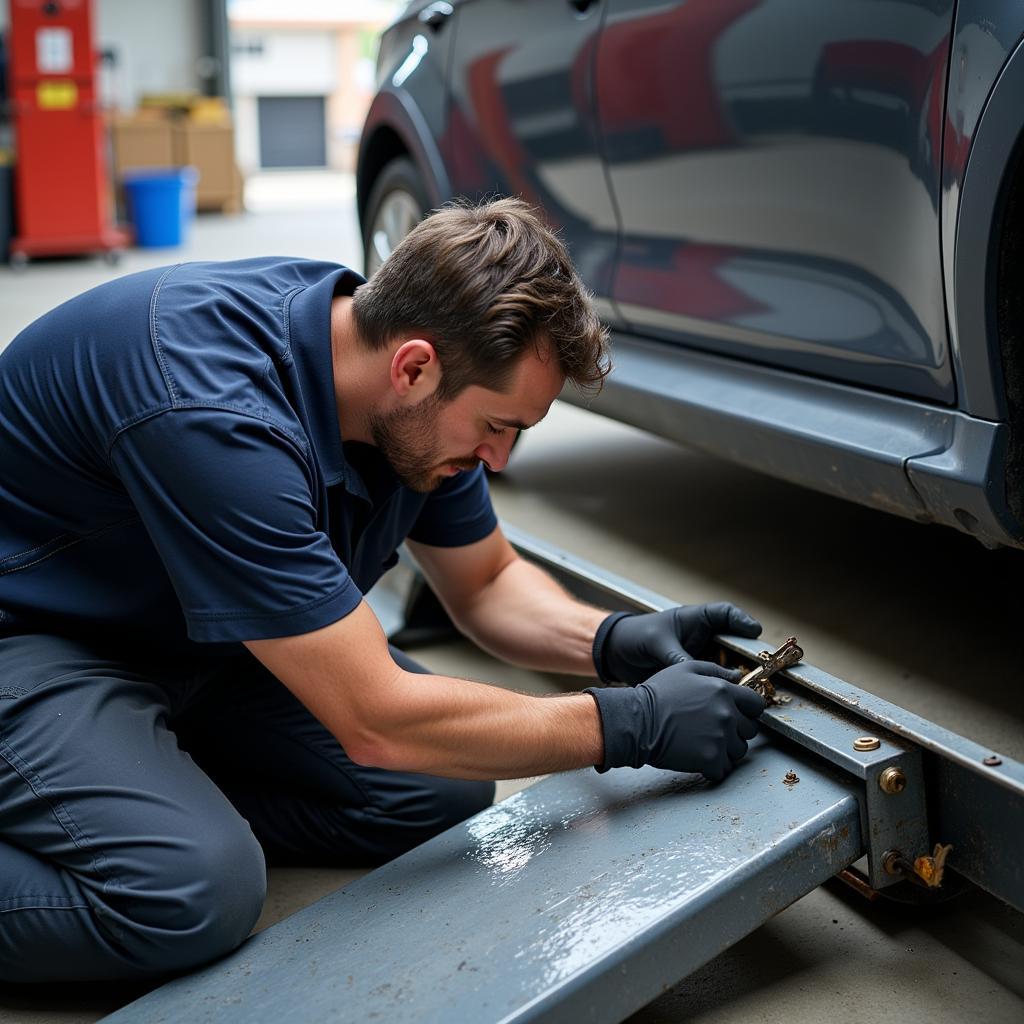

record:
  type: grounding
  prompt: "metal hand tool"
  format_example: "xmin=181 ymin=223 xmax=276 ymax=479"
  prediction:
xmin=737 ymin=636 xmax=803 ymax=703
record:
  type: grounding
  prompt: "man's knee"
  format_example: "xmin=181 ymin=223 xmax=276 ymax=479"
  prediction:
xmin=97 ymin=819 xmax=267 ymax=974
xmin=0 ymin=818 xmax=266 ymax=983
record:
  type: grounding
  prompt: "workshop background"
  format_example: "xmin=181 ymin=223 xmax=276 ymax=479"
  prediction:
xmin=0 ymin=0 xmax=1021 ymax=1021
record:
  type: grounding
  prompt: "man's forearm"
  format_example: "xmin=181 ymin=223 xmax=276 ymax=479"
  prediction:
xmin=453 ymin=556 xmax=608 ymax=675
xmin=246 ymin=602 xmax=604 ymax=781
xmin=350 ymin=670 xmax=603 ymax=779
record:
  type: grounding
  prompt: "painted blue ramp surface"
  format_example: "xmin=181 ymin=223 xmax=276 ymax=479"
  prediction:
xmin=104 ymin=739 xmax=862 ymax=1024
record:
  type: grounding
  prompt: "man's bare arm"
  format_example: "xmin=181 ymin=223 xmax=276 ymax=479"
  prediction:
xmin=244 ymin=601 xmax=603 ymax=780
xmin=407 ymin=529 xmax=608 ymax=676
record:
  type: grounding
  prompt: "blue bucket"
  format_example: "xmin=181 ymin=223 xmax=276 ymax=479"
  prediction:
xmin=122 ymin=167 xmax=199 ymax=248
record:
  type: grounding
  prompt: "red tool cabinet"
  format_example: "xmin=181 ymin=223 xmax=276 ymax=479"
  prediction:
xmin=7 ymin=0 xmax=127 ymax=262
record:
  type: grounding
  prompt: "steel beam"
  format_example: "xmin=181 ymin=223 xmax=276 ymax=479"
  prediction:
xmin=765 ymin=681 xmax=929 ymax=890
xmin=371 ymin=526 xmax=1023 ymax=906
xmin=104 ymin=742 xmax=861 ymax=1024
xmin=103 ymin=524 xmax=1024 ymax=1021
xmin=500 ymin=524 xmax=1024 ymax=910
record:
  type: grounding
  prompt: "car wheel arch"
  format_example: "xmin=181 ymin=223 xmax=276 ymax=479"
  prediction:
xmin=357 ymin=89 xmax=451 ymax=227
xmin=951 ymin=34 xmax=1024 ymax=414
xmin=994 ymin=121 xmax=1024 ymax=530
xmin=950 ymin=33 xmax=1024 ymax=530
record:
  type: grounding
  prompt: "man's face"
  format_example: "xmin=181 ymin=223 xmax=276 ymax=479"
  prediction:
xmin=370 ymin=345 xmax=565 ymax=493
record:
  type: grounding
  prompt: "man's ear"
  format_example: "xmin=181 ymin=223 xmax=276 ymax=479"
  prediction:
xmin=390 ymin=339 xmax=441 ymax=400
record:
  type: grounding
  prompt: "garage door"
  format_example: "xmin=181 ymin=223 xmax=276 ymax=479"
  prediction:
xmin=257 ymin=96 xmax=327 ymax=168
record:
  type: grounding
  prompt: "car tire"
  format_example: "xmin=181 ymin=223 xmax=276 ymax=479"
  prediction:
xmin=362 ymin=157 xmax=429 ymax=277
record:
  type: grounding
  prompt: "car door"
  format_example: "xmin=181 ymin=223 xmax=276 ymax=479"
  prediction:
xmin=447 ymin=0 xmax=620 ymax=315
xmin=595 ymin=0 xmax=957 ymax=402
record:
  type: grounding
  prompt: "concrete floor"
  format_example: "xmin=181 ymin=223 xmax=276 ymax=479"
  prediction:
xmin=0 ymin=172 xmax=1021 ymax=1022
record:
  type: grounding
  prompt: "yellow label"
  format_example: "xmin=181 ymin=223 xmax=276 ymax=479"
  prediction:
xmin=37 ymin=81 xmax=78 ymax=110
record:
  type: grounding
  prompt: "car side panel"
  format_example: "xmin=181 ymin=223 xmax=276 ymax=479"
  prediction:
xmin=445 ymin=0 xmax=621 ymax=315
xmin=596 ymin=0 xmax=957 ymax=404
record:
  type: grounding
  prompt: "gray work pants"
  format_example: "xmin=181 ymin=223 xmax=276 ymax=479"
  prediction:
xmin=0 ymin=633 xmax=494 ymax=982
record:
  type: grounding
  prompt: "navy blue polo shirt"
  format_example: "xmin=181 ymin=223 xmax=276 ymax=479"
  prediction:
xmin=0 ymin=257 xmax=497 ymax=651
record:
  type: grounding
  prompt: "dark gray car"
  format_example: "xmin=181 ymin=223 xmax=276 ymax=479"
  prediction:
xmin=358 ymin=0 xmax=1024 ymax=550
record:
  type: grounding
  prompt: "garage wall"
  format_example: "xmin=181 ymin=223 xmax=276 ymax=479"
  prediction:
xmin=97 ymin=0 xmax=204 ymax=110
xmin=231 ymin=29 xmax=335 ymax=173
xmin=231 ymin=30 xmax=335 ymax=95
xmin=0 ymin=0 xmax=207 ymax=111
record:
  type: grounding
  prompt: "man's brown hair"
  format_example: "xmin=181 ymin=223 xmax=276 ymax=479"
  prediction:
xmin=351 ymin=198 xmax=610 ymax=401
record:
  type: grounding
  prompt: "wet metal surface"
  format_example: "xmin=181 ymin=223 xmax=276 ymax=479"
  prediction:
xmin=501 ymin=525 xmax=1024 ymax=909
xmin=104 ymin=742 xmax=861 ymax=1024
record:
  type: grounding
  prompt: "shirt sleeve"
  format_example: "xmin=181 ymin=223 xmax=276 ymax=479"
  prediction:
xmin=406 ymin=464 xmax=498 ymax=547
xmin=109 ymin=407 xmax=361 ymax=642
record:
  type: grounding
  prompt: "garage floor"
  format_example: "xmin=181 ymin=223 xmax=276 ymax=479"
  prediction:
xmin=1 ymin=172 xmax=1021 ymax=1022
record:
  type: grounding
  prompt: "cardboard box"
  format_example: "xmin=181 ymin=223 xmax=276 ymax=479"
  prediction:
xmin=172 ymin=122 xmax=242 ymax=212
xmin=109 ymin=109 xmax=243 ymax=215
xmin=110 ymin=115 xmax=175 ymax=174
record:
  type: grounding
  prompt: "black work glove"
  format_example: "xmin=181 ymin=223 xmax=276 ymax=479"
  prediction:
xmin=584 ymin=662 xmax=765 ymax=781
xmin=594 ymin=603 xmax=762 ymax=685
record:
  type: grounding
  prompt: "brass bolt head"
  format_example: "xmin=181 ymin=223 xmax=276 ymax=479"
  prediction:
xmin=853 ymin=736 xmax=881 ymax=752
xmin=878 ymin=766 xmax=907 ymax=795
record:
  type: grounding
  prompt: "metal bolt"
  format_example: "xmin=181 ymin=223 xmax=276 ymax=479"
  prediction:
xmin=878 ymin=766 xmax=907 ymax=795
xmin=853 ymin=736 xmax=881 ymax=752
xmin=983 ymin=755 xmax=1002 ymax=767
xmin=882 ymin=849 xmax=905 ymax=876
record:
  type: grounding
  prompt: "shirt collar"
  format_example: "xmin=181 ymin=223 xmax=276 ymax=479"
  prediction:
xmin=287 ymin=265 xmax=368 ymax=497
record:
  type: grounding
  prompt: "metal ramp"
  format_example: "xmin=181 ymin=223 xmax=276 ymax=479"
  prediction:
xmin=102 ymin=527 xmax=1023 ymax=1022
xmin=104 ymin=739 xmax=861 ymax=1024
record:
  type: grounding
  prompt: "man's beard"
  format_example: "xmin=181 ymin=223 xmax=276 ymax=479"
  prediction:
xmin=369 ymin=395 xmax=478 ymax=493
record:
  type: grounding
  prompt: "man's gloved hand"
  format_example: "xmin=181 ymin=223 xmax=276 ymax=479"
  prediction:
xmin=584 ymin=662 xmax=765 ymax=781
xmin=594 ymin=604 xmax=762 ymax=685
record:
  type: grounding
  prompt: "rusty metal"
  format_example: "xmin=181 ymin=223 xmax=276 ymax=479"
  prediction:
xmin=878 ymin=766 xmax=908 ymax=794
xmin=760 ymin=701 xmax=928 ymax=889
xmin=914 ymin=843 xmax=953 ymax=886
xmin=737 ymin=636 xmax=804 ymax=703
xmin=783 ymin=770 xmax=800 ymax=786
xmin=836 ymin=866 xmax=881 ymax=901
xmin=853 ymin=736 xmax=882 ymax=752
xmin=882 ymin=844 xmax=953 ymax=888
xmin=983 ymin=755 xmax=1003 ymax=766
